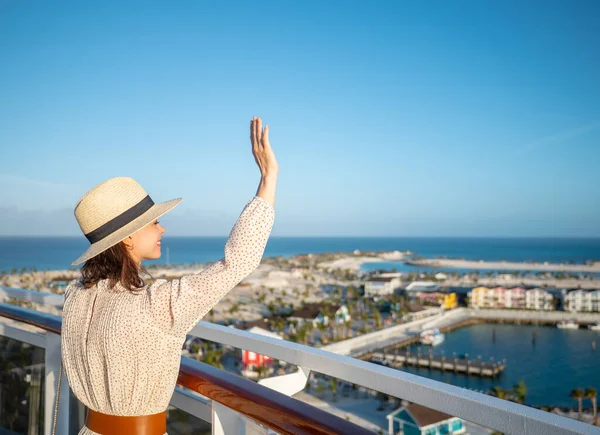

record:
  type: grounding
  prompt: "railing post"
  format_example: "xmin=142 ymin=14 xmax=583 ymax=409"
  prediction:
xmin=212 ymin=402 xmax=269 ymax=435
xmin=45 ymin=332 xmax=69 ymax=435
xmin=212 ymin=402 xmax=247 ymax=435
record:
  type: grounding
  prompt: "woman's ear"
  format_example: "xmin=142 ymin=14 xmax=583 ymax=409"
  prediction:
xmin=122 ymin=237 xmax=134 ymax=250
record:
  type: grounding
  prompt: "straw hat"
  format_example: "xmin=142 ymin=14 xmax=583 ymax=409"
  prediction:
xmin=72 ymin=177 xmax=182 ymax=266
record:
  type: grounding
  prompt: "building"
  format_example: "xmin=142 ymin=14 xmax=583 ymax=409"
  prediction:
xmin=289 ymin=303 xmax=351 ymax=327
xmin=506 ymin=287 xmax=526 ymax=309
xmin=405 ymin=281 xmax=439 ymax=292
xmin=441 ymin=293 xmax=457 ymax=310
xmin=365 ymin=276 xmax=402 ymax=297
xmin=468 ymin=286 xmax=489 ymax=308
xmin=374 ymin=271 xmax=404 ymax=278
xmin=565 ymin=290 xmax=600 ymax=312
xmin=239 ymin=326 xmax=282 ymax=373
xmin=416 ymin=292 xmax=440 ymax=306
xmin=434 ymin=273 xmax=448 ymax=281
xmin=468 ymin=287 xmax=528 ymax=309
xmin=232 ymin=319 xmax=282 ymax=374
xmin=525 ymin=288 xmax=554 ymax=310
xmin=415 ymin=292 xmax=457 ymax=310
xmin=386 ymin=403 xmax=466 ymax=434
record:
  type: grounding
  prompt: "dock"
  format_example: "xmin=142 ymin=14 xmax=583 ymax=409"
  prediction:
xmin=368 ymin=351 xmax=506 ymax=377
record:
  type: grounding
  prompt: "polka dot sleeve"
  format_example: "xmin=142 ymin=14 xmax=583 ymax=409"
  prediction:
xmin=145 ymin=196 xmax=275 ymax=336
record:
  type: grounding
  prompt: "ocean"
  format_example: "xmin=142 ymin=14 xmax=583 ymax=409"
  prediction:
xmin=1 ymin=236 xmax=599 ymax=273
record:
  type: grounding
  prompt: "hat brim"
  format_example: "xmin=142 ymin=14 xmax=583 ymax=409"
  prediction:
xmin=71 ymin=197 xmax=182 ymax=266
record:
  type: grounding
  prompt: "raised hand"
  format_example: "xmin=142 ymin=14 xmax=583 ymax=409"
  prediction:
xmin=250 ymin=116 xmax=279 ymax=178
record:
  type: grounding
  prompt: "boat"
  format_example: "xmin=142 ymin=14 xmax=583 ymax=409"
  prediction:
xmin=557 ymin=320 xmax=579 ymax=329
xmin=588 ymin=323 xmax=600 ymax=331
xmin=420 ymin=328 xmax=445 ymax=346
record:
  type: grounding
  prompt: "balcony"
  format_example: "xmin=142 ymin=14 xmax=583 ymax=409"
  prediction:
xmin=0 ymin=286 xmax=597 ymax=435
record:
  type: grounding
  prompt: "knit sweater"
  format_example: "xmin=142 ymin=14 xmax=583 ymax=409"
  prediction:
xmin=61 ymin=196 xmax=275 ymax=434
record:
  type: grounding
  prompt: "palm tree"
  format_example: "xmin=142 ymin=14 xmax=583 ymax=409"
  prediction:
xmin=306 ymin=322 xmax=315 ymax=344
xmin=297 ymin=325 xmax=308 ymax=344
xmin=373 ymin=310 xmax=382 ymax=329
xmin=344 ymin=319 xmax=352 ymax=339
xmin=491 ymin=386 xmax=507 ymax=400
xmin=360 ymin=312 xmax=369 ymax=326
xmin=329 ymin=378 xmax=338 ymax=402
xmin=571 ymin=389 xmax=585 ymax=421
xmin=314 ymin=382 xmax=326 ymax=398
xmin=256 ymin=365 xmax=269 ymax=380
xmin=347 ymin=285 xmax=356 ymax=300
xmin=513 ymin=381 xmax=527 ymax=404
xmin=190 ymin=343 xmax=201 ymax=361
xmin=585 ymin=388 xmax=598 ymax=426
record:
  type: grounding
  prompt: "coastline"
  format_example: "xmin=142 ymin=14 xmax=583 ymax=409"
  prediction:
xmin=408 ymin=258 xmax=600 ymax=273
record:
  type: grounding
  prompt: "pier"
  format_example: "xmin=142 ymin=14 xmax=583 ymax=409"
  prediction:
xmin=368 ymin=351 xmax=506 ymax=377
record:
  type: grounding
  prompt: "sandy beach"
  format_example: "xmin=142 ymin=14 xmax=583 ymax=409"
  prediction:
xmin=317 ymin=250 xmax=407 ymax=272
xmin=317 ymin=256 xmax=385 ymax=272
xmin=409 ymin=258 xmax=600 ymax=273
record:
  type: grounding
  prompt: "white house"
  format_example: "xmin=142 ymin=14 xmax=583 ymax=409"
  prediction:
xmin=365 ymin=276 xmax=402 ymax=297
xmin=289 ymin=303 xmax=351 ymax=327
xmin=406 ymin=281 xmax=439 ymax=292
xmin=525 ymin=288 xmax=554 ymax=311
xmin=333 ymin=305 xmax=351 ymax=324
xmin=377 ymin=272 xmax=404 ymax=278
xmin=434 ymin=272 xmax=448 ymax=281
xmin=565 ymin=290 xmax=600 ymax=312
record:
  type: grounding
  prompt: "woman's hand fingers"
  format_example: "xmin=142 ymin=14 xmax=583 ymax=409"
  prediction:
xmin=256 ymin=117 xmax=263 ymax=147
xmin=250 ymin=117 xmax=258 ymax=151
xmin=250 ymin=116 xmax=279 ymax=177
xmin=262 ymin=124 xmax=270 ymax=148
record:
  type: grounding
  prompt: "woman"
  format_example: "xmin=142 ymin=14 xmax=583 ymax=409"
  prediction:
xmin=61 ymin=117 xmax=278 ymax=435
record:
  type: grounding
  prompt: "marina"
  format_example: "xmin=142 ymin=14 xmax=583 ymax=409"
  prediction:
xmin=349 ymin=308 xmax=600 ymax=407
xmin=369 ymin=351 xmax=506 ymax=377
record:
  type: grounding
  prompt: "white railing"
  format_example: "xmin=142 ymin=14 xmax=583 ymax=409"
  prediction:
xmin=0 ymin=285 xmax=64 ymax=306
xmin=1 ymin=286 xmax=599 ymax=435
xmin=188 ymin=321 xmax=598 ymax=435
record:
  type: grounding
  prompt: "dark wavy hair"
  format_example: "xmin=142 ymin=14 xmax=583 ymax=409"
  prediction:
xmin=81 ymin=242 xmax=153 ymax=292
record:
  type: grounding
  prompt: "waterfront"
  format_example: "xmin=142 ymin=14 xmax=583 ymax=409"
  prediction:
xmin=400 ymin=323 xmax=600 ymax=408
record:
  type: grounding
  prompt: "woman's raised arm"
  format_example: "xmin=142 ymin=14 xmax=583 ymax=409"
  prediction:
xmin=145 ymin=117 xmax=278 ymax=336
xmin=251 ymin=116 xmax=279 ymax=207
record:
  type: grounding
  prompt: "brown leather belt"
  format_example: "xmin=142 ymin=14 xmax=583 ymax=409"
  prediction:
xmin=85 ymin=409 xmax=167 ymax=435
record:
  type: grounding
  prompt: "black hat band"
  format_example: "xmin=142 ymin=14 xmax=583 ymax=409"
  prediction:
xmin=85 ymin=195 xmax=155 ymax=244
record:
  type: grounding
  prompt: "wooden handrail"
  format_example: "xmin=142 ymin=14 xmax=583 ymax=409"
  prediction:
xmin=0 ymin=303 xmax=372 ymax=435
xmin=178 ymin=358 xmax=372 ymax=435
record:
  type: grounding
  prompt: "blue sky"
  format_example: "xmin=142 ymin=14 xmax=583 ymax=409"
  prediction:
xmin=1 ymin=1 xmax=599 ymax=237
